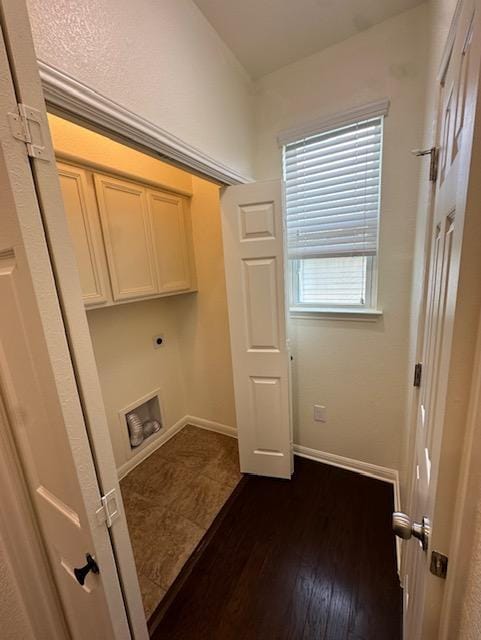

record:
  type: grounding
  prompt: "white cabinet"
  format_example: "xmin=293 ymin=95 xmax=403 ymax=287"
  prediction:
xmin=94 ymin=174 xmax=157 ymax=302
xmin=57 ymin=162 xmax=110 ymax=307
xmin=147 ymin=189 xmax=191 ymax=293
xmin=56 ymin=161 xmax=196 ymax=307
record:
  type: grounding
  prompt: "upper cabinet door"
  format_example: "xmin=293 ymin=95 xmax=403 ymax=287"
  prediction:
xmin=148 ymin=189 xmax=191 ymax=293
xmin=94 ymin=174 xmax=158 ymax=301
xmin=57 ymin=163 xmax=109 ymax=306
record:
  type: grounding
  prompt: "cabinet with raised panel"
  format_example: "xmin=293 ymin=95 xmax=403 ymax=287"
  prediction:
xmin=57 ymin=160 xmax=196 ymax=307
xmin=147 ymin=189 xmax=192 ymax=294
xmin=94 ymin=174 xmax=158 ymax=302
xmin=57 ymin=162 xmax=110 ymax=307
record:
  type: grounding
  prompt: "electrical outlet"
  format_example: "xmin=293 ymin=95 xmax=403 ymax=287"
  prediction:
xmin=314 ymin=404 xmax=327 ymax=423
xmin=152 ymin=334 xmax=164 ymax=349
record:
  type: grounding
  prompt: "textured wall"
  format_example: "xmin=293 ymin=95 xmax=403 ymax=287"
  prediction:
xmin=254 ymin=5 xmax=428 ymax=471
xmin=459 ymin=504 xmax=481 ymax=639
xmin=0 ymin=533 xmax=34 ymax=640
xmin=27 ymin=0 xmax=255 ymax=179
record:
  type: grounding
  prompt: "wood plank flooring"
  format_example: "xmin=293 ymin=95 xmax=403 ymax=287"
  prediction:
xmin=151 ymin=456 xmax=401 ymax=640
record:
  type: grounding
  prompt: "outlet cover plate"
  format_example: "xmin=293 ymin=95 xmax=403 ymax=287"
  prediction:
xmin=314 ymin=404 xmax=327 ymax=423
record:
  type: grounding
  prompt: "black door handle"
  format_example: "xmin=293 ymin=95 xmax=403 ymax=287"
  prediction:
xmin=74 ymin=553 xmax=99 ymax=586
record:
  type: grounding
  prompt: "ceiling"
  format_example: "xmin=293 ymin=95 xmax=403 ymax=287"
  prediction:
xmin=193 ymin=0 xmax=425 ymax=78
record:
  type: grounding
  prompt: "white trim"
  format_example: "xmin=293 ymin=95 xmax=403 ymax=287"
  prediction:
xmin=185 ymin=415 xmax=237 ymax=438
xmin=39 ymin=60 xmax=253 ymax=187
xmin=277 ymin=98 xmax=390 ymax=146
xmin=294 ymin=444 xmax=398 ymax=483
xmin=290 ymin=307 xmax=383 ymax=322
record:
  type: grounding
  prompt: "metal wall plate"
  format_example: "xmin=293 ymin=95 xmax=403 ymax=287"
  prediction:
xmin=430 ymin=550 xmax=448 ymax=579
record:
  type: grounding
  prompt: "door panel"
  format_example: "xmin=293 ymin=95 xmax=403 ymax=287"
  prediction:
xmin=0 ymin=7 xmax=134 ymax=639
xmin=57 ymin=163 xmax=110 ymax=306
xmin=95 ymin=174 xmax=157 ymax=301
xmin=221 ymin=180 xmax=292 ymax=478
xmin=243 ymin=257 xmax=280 ymax=350
xmin=404 ymin=2 xmax=481 ymax=637
xmin=148 ymin=190 xmax=191 ymax=292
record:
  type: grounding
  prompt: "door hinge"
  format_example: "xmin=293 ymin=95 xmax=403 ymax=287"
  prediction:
xmin=413 ymin=362 xmax=423 ymax=387
xmin=412 ymin=147 xmax=439 ymax=182
xmin=7 ymin=103 xmax=51 ymax=161
xmin=95 ymin=488 xmax=120 ymax=528
xmin=430 ymin=550 xmax=448 ymax=579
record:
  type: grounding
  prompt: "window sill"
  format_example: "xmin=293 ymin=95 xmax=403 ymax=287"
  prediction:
xmin=289 ymin=307 xmax=383 ymax=322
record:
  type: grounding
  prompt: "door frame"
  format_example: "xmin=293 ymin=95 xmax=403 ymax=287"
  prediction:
xmin=402 ymin=0 xmax=481 ymax=636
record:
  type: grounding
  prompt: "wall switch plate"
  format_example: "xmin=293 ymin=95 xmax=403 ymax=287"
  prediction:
xmin=152 ymin=334 xmax=164 ymax=349
xmin=314 ymin=404 xmax=327 ymax=423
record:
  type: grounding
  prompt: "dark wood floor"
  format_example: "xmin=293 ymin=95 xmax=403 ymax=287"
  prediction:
xmin=151 ymin=456 xmax=402 ymax=640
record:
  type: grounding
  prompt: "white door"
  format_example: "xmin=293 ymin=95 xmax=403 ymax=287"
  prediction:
xmin=400 ymin=1 xmax=481 ymax=637
xmin=221 ymin=180 xmax=293 ymax=479
xmin=0 ymin=19 xmax=131 ymax=640
xmin=0 ymin=1 xmax=148 ymax=638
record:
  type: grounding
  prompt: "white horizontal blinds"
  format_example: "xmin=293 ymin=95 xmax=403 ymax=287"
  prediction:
xmin=284 ymin=117 xmax=382 ymax=260
xmin=298 ymin=257 xmax=367 ymax=306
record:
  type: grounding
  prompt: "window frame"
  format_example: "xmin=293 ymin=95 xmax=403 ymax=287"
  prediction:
xmin=289 ymin=255 xmax=378 ymax=313
xmin=280 ymin=101 xmax=389 ymax=320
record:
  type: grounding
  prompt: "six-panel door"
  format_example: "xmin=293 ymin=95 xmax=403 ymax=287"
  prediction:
xmin=221 ymin=180 xmax=293 ymax=479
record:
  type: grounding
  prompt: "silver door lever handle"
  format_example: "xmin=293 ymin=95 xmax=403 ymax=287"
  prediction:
xmin=392 ymin=512 xmax=430 ymax=551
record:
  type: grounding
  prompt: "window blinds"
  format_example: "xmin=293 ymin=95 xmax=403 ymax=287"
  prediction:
xmin=284 ymin=117 xmax=383 ymax=260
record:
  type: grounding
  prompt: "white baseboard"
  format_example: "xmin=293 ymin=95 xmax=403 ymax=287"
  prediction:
xmin=118 ymin=415 xmax=237 ymax=479
xmin=184 ymin=415 xmax=237 ymax=439
xmin=294 ymin=444 xmax=399 ymax=484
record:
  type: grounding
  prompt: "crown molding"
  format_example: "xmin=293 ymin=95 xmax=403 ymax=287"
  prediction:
xmin=38 ymin=60 xmax=252 ymax=186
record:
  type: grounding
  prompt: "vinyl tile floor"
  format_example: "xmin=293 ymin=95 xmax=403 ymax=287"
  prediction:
xmin=120 ymin=425 xmax=242 ymax=619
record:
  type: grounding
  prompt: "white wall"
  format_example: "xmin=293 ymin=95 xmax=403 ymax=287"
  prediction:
xmin=173 ymin=177 xmax=237 ymax=429
xmin=254 ymin=4 xmax=428 ymax=471
xmin=26 ymin=0 xmax=255 ymax=179
xmin=87 ymin=298 xmax=188 ymax=467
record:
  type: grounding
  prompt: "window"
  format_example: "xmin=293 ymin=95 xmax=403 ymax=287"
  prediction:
xmin=283 ymin=114 xmax=383 ymax=314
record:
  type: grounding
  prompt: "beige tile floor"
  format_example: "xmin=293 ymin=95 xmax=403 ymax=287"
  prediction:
xmin=120 ymin=425 xmax=242 ymax=619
